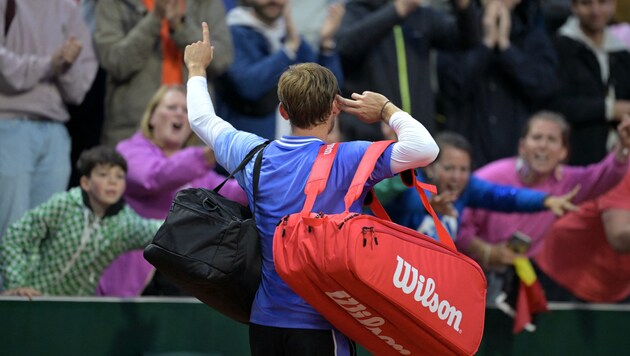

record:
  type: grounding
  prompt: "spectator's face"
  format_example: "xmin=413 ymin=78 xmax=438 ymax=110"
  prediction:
xmin=149 ymin=89 xmax=191 ymax=152
xmin=427 ymin=146 xmax=471 ymax=198
xmin=572 ymin=0 xmax=616 ymax=35
xmin=251 ymin=0 xmax=286 ymax=25
xmin=519 ymin=119 xmax=568 ymax=177
xmin=81 ymin=164 xmax=126 ymax=210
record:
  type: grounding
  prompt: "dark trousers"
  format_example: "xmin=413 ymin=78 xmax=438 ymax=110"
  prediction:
xmin=249 ymin=323 xmax=356 ymax=356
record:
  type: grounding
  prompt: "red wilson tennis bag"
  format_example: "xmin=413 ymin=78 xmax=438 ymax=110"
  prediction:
xmin=273 ymin=141 xmax=487 ymax=355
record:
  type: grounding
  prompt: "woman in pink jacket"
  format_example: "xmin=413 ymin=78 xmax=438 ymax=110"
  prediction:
xmin=459 ymin=111 xmax=630 ymax=268
xmin=458 ymin=112 xmax=630 ymax=307
xmin=97 ymin=85 xmax=247 ymax=296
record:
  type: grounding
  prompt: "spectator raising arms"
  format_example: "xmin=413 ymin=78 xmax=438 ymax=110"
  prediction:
xmin=378 ymin=131 xmax=579 ymax=242
xmin=438 ymin=0 xmax=559 ymax=166
xmin=336 ymin=0 xmax=480 ymax=141
xmin=214 ymin=0 xmax=344 ymax=140
xmin=459 ymin=111 xmax=630 ymax=268
xmin=95 ymin=0 xmax=233 ymax=145
xmin=291 ymin=0 xmax=342 ymax=50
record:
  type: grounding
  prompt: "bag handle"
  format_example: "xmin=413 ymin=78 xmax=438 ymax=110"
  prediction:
xmin=348 ymin=141 xmax=457 ymax=252
xmin=301 ymin=143 xmax=339 ymax=217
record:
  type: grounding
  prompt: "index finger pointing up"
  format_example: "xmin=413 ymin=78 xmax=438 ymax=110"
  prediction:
xmin=202 ymin=22 xmax=210 ymax=43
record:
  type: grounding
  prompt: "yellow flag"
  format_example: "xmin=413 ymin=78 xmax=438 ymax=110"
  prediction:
xmin=514 ymin=257 xmax=537 ymax=286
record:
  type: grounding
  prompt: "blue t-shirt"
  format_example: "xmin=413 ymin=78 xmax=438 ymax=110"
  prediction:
xmin=214 ymin=130 xmax=394 ymax=329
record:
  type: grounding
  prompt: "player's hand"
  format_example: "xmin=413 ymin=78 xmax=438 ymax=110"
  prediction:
xmin=184 ymin=22 xmax=213 ymax=78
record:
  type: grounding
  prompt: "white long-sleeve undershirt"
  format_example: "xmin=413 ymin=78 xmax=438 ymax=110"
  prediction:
xmin=387 ymin=109 xmax=439 ymax=173
xmin=187 ymin=76 xmax=236 ymax=146
xmin=186 ymin=76 xmax=438 ymax=174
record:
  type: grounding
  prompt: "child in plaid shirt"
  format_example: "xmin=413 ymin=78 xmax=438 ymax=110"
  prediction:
xmin=0 ymin=146 xmax=162 ymax=297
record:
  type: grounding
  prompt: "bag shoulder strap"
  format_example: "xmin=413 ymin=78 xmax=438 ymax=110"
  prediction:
xmin=251 ymin=142 xmax=265 ymax=217
xmin=214 ymin=140 xmax=270 ymax=193
xmin=343 ymin=140 xmax=394 ymax=210
xmin=406 ymin=170 xmax=456 ymax=252
xmin=214 ymin=140 xmax=270 ymax=216
xmin=364 ymin=189 xmax=391 ymax=221
xmin=347 ymin=141 xmax=457 ymax=252
xmin=300 ymin=143 xmax=339 ymax=217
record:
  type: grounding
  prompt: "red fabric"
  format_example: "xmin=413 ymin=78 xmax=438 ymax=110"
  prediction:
xmin=142 ymin=0 xmax=185 ymax=84
xmin=535 ymin=172 xmax=630 ymax=302
xmin=513 ymin=280 xmax=548 ymax=334
xmin=274 ymin=141 xmax=487 ymax=355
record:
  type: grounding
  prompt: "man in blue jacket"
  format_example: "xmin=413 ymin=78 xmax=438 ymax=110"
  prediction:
xmin=215 ymin=0 xmax=344 ymax=140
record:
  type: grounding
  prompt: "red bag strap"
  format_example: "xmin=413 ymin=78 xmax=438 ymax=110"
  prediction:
xmin=301 ymin=142 xmax=339 ymax=217
xmin=343 ymin=140 xmax=395 ymax=210
xmin=405 ymin=170 xmax=457 ymax=252
xmin=346 ymin=141 xmax=457 ymax=252
xmin=364 ymin=189 xmax=391 ymax=221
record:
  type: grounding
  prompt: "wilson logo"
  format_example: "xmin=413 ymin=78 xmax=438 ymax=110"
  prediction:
xmin=326 ymin=290 xmax=411 ymax=355
xmin=393 ymin=255 xmax=463 ymax=332
xmin=324 ymin=143 xmax=336 ymax=155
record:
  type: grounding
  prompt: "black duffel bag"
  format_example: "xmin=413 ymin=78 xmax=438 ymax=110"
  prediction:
xmin=144 ymin=141 xmax=268 ymax=323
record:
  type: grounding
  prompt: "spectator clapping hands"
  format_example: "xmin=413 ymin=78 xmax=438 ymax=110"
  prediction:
xmin=319 ymin=2 xmax=345 ymax=53
xmin=153 ymin=0 xmax=185 ymax=30
xmin=52 ymin=36 xmax=82 ymax=75
xmin=283 ymin=2 xmax=301 ymax=54
xmin=483 ymin=0 xmax=511 ymax=50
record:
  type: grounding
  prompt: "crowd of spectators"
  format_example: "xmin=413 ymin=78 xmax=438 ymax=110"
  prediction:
xmin=2 ymin=0 xmax=630 ymax=339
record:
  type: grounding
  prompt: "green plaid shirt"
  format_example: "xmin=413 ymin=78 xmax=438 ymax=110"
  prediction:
xmin=0 ymin=187 xmax=162 ymax=295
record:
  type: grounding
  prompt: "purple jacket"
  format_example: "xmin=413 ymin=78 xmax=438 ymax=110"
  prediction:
xmin=117 ymin=132 xmax=247 ymax=218
xmin=96 ymin=132 xmax=247 ymax=296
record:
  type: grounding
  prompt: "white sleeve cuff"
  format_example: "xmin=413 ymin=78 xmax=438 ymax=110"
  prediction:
xmin=389 ymin=112 xmax=439 ymax=174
